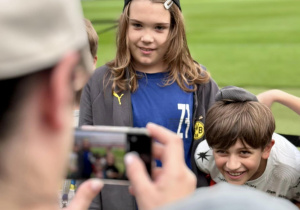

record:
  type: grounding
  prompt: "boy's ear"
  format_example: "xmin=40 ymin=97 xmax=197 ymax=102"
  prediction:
xmin=41 ymin=52 xmax=79 ymax=130
xmin=93 ymin=55 xmax=98 ymax=70
xmin=262 ymin=139 xmax=275 ymax=159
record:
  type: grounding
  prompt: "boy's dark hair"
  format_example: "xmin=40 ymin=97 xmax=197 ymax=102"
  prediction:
xmin=205 ymin=86 xmax=275 ymax=150
xmin=0 ymin=77 xmax=23 ymax=140
xmin=0 ymin=69 xmax=52 ymax=140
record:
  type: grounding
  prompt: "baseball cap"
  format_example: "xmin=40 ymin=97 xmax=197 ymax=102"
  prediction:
xmin=123 ymin=0 xmax=181 ymax=11
xmin=0 ymin=0 xmax=92 ymax=80
xmin=215 ymin=86 xmax=258 ymax=102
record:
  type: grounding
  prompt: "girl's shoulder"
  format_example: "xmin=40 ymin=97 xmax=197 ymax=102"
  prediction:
xmin=196 ymin=77 xmax=219 ymax=94
xmin=86 ymin=64 xmax=113 ymax=91
xmin=194 ymin=62 xmax=218 ymax=88
xmin=93 ymin=64 xmax=111 ymax=78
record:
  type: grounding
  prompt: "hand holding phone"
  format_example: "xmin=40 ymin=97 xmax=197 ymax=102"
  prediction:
xmin=125 ymin=123 xmax=197 ymax=209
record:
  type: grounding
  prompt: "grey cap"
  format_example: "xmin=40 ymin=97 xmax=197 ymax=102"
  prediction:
xmin=0 ymin=0 xmax=92 ymax=80
xmin=216 ymin=86 xmax=258 ymax=102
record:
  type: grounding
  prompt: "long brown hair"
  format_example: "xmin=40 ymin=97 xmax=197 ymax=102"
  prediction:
xmin=107 ymin=0 xmax=210 ymax=93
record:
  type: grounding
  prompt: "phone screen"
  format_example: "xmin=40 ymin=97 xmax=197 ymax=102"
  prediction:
xmin=67 ymin=127 xmax=152 ymax=183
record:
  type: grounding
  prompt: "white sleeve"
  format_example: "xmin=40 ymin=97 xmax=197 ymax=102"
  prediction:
xmin=272 ymin=133 xmax=300 ymax=202
xmin=194 ymin=140 xmax=214 ymax=174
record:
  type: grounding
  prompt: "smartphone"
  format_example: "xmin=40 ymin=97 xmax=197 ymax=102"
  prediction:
xmin=67 ymin=126 xmax=152 ymax=185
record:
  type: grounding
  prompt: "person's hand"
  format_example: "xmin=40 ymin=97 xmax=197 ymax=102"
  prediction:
xmin=66 ymin=179 xmax=103 ymax=210
xmin=125 ymin=123 xmax=196 ymax=210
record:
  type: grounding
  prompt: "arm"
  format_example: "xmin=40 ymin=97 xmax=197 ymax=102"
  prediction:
xmin=257 ymin=89 xmax=300 ymax=115
xmin=125 ymin=123 xmax=196 ymax=210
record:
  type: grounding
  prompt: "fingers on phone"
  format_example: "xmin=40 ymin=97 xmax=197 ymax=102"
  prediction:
xmin=125 ymin=153 xmax=152 ymax=194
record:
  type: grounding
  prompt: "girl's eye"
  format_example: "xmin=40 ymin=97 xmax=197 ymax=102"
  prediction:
xmin=155 ymin=25 xmax=166 ymax=31
xmin=132 ymin=23 xmax=142 ymax=28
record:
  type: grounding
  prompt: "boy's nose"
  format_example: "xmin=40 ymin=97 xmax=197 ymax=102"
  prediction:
xmin=226 ymin=155 xmax=241 ymax=171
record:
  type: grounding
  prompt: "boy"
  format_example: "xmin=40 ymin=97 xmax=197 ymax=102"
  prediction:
xmin=84 ymin=18 xmax=99 ymax=70
xmin=74 ymin=18 xmax=99 ymax=126
xmin=194 ymin=86 xmax=300 ymax=206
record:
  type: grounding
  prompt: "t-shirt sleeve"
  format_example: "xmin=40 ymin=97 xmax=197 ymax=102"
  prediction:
xmin=272 ymin=133 xmax=300 ymax=202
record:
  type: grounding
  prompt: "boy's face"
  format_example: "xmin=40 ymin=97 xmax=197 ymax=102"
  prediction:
xmin=213 ymin=139 xmax=273 ymax=185
xmin=127 ymin=0 xmax=171 ymax=73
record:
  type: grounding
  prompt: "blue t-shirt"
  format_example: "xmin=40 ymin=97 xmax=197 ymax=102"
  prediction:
xmin=131 ymin=71 xmax=193 ymax=168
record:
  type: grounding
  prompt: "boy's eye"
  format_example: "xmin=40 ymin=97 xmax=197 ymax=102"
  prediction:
xmin=240 ymin=150 xmax=251 ymax=155
xmin=215 ymin=150 xmax=226 ymax=154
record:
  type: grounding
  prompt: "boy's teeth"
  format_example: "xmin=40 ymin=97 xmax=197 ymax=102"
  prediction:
xmin=229 ymin=172 xmax=242 ymax=176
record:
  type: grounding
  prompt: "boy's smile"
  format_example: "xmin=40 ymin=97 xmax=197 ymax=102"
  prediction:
xmin=128 ymin=0 xmax=171 ymax=73
xmin=213 ymin=139 xmax=273 ymax=185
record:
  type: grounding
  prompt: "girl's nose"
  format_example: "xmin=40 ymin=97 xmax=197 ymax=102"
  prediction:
xmin=141 ymin=32 xmax=154 ymax=43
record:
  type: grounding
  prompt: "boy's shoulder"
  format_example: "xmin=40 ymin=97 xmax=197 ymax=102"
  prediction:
xmin=194 ymin=140 xmax=214 ymax=174
xmin=269 ymin=133 xmax=300 ymax=179
xmin=271 ymin=133 xmax=300 ymax=160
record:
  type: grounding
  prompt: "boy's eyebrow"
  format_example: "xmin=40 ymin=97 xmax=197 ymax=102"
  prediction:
xmin=213 ymin=147 xmax=226 ymax=150
xmin=237 ymin=146 xmax=253 ymax=150
xmin=129 ymin=18 xmax=170 ymax=26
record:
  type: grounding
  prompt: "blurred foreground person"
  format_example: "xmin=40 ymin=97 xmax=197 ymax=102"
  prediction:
xmin=0 ymin=0 xmax=103 ymax=209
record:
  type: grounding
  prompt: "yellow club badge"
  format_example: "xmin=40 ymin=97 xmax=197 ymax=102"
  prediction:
xmin=194 ymin=120 xmax=204 ymax=140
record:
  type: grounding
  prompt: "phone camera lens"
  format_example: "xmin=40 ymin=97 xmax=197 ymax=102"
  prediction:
xmin=131 ymin=136 xmax=137 ymax=143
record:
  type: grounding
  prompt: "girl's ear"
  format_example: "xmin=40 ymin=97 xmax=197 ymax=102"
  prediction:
xmin=262 ymin=139 xmax=275 ymax=159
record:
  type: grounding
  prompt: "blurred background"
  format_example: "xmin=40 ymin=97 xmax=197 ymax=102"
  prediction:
xmin=81 ymin=0 xmax=300 ymax=135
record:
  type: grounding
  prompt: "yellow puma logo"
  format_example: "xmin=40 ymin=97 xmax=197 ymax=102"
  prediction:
xmin=113 ymin=91 xmax=124 ymax=105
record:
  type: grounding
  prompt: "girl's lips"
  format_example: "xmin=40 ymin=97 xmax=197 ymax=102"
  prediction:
xmin=140 ymin=47 xmax=154 ymax=55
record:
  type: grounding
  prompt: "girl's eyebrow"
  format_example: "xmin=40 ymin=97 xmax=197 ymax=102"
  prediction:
xmin=129 ymin=18 xmax=170 ymax=26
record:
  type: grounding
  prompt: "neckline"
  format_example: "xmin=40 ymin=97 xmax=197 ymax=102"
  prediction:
xmin=136 ymin=70 xmax=169 ymax=79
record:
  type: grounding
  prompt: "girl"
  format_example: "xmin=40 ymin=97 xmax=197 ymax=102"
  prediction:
xmin=80 ymin=1 xmax=218 ymax=209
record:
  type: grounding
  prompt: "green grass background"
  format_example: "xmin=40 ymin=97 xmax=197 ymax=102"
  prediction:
xmin=82 ymin=0 xmax=300 ymax=135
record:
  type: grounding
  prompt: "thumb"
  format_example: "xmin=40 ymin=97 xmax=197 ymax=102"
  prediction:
xmin=66 ymin=179 xmax=103 ymax=210
xmin=125 ymin=152 xmax=152 ymax=196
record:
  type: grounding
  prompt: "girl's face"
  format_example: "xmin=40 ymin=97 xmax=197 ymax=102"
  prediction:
xmin=128 ymin=0 xmax=171 ymax=73
xmin=213 ymin=139 xmax=273 ymax=185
